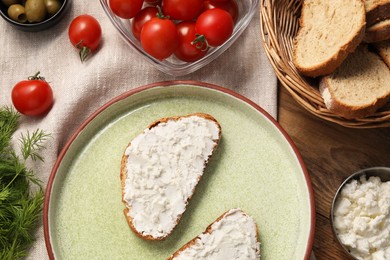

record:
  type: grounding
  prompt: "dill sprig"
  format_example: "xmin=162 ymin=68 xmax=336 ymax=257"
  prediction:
xmin=20 ymin=129 xmax=50 ymax=162
xmin=0 ymin=106 xmax=50 ymax=259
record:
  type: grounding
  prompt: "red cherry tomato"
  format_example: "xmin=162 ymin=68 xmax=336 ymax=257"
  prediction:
xmin=11 ymin=72 xmax=54 ymax=117
xmin=132 ymin=6 xmax=158 ymax=40
xmin=174 ymin=21 xmax=208 ymax=62
xmin=195 ymin=8 xmax=233 ymax=46
xmin=203 ymin=0 xmax=238 ymax=23
xmin=162 ymin=0 xmax=203 ymax=20
xmin=140 ymin=17 xmax=179 ymax=60
xmin=68 ymin=14 xmax=102 ymax=62
xmin=109 ymin=0 xmax=144 ymax=19
xmin=210 ymin=0 xmax=228 ymax=2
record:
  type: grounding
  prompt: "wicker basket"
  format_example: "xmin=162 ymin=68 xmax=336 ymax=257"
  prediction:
xmin=260 ymin=0 xmax=390 ymax=128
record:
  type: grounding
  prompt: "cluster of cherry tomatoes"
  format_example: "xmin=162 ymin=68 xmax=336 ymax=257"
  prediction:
xmin=109 ymin=0 xmax=238 ymax=62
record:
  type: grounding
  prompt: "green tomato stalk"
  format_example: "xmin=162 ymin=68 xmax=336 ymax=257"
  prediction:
xmin=76 ymin=40 xmax=91 ymax=63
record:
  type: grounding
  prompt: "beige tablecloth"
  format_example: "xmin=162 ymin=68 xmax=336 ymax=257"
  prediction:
xmin=0 ymin=1 xmax=277 ymax=259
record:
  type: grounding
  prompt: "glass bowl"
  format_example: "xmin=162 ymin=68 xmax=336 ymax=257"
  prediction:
xmin=100 ymin=0 xmax=259 ymax=76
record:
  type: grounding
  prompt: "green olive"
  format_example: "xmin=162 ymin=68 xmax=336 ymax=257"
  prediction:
xmin=25 ymin=0 xmax=47 ymax=23
xmin=44 ymin=0 xmax=61 ymax=16
xmin=1 ymin=0 xmax=20 ymax=7
xmin=7 ymin=4 xmax=27 ymax=23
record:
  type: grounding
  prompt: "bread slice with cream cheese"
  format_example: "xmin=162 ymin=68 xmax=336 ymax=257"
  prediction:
xmin=293 ymin=0 xmax=366 ymax=77
xmin=167 ymin=208 xmax=261 ymax=260
xmin=320 ymin=45 xmax=390 ymax=119
xmin=120 ymin=113 xmax=221 ymax=240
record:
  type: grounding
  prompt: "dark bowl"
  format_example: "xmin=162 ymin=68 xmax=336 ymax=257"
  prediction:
xmin=0 ymin=0 xmax=71 ymax=32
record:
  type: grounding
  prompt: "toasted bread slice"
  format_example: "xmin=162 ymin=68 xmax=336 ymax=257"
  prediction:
xmin=293 ymin=0 xmax=366 ymax=77
xmin=364 ymin=0 xmax=390 ymax=26
xmin=373 ymin=39 xmax=390 ymax=67
xmin=120 ymin=113 xmax=221 ymax=240
xmin=168 ymin=209 xmax=261 ymax=260
xmin=320 ymin=45 xmax=390 ymax=119
xmin=365 ymin=19 xmax=390 ymax=43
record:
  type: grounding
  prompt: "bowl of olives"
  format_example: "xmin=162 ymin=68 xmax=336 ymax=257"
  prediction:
xmin=0 ymin=0 xmax=70 ymax=32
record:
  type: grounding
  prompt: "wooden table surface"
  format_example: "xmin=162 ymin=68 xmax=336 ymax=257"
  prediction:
xmin=277 ymin=86 xmax=390 ymax=260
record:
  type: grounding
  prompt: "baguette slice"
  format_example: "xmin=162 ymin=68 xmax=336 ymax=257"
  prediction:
xmin=364 ymin=0 xmax=390 ymax=26
xmin=365 ymin=19 xmax=390 ymax=43
xmin=293 ymin=0 xmax=366 ymax=77
xmin=373 ymin=39 xmax=390 ymax=67
xmin=168 ymin=209 xmax=261 ymax=260
xmin=320 ymin=45 xmax=390 ymax=119
xmin=120 ymin=113 xmax=221 ymax=240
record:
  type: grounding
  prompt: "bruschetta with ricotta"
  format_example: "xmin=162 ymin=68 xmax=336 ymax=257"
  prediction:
xmin=120 ymin=113 xmax=221 ymax=240
xmin=168 ymin=208 xmax=261 ymax=260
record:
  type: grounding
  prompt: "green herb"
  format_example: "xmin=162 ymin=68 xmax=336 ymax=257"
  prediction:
xmin=0 ymin=106 xmax=50 ymax=259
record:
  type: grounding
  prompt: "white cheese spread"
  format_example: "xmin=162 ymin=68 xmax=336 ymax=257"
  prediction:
xmin=333 ymin=175 xmax=390 ymax=260
xmin=172 ymin=208 xmax=260 ymax=260
xmin=123 ymin=115 xmax=220 ymax=239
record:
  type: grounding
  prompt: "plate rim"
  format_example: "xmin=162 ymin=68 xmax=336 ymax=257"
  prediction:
xmin=43 ymin=80 xmax=315 ymax=259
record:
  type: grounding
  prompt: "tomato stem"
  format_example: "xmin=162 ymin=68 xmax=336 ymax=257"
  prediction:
xmin=79 ymin=47 xmax=91 ymax=63
xmin=28 ymin=71 xmax=45 ymax=81
xmin=76 ymin=40 xmax=91 ymax=62
xmin=191 ymin=34 xmax=209 ymax=51
xmin=156 ymin=5 xmax=169 ymax=19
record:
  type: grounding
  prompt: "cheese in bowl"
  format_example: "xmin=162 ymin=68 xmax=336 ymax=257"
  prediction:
xmin=332 ymin=171 xmax=390 ymax=259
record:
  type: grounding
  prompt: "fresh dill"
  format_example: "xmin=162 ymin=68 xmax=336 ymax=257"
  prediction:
xmin=0 ymin=106 xmax=50 ymax=259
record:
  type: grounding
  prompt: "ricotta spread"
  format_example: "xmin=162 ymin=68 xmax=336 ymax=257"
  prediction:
xmin=333 ymin=175 xmax=390 ymax=260
xmin=172 ymin=209 xmax=261 ymax=260
xmin=123 ymin=115 xmax=220 ymax=239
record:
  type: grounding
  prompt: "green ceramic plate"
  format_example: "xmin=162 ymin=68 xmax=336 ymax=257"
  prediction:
xmin=44 ymin=81 xmax=315 ymax=260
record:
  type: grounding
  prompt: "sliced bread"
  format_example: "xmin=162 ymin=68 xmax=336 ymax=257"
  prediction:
xmin=168 ymin=209 xmax=261 ymax=260
xmin=319 ymin=45 xmax=390 ymax=119
xmin=120 ymin=113 xmax=221 ymax=240
xmin=364 ymin=0 xmax=390 ymax=26
xmin=373 ymin=39 xmax=390 ymax=67
xmin=365 ymin=19 xmax=390 ymax=42
xmin=293 ymin=0 xmax=366 ymax=77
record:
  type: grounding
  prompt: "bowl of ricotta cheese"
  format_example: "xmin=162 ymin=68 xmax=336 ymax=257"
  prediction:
xmin=331 ymin=167 xmax=390 ymax=260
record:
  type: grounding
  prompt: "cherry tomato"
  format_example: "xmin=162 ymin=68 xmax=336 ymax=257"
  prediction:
xmin=140 ymin=17 xmax=179 ymax=60
xmin=11 ymin=72 xmax=54 ymax=117
xmin=109 ymin=0 xmax=143 ymax=19
xmin=174 ymin=21 xmax=208 ymax=62
xmin=132 ymin=6 xmax=158 ymax=40
xmin=203 ymin=0 xmax=238 ymax=23
xmin=210 ymin=0 xmax=228 ymax=2
xmin=162 ymin=0 xmax=203 ymax=20
xmin=68 ymin=14 xmax=102 ymax=62
xmin=195 ymin=8 xmax=233 ymax=46
xmin=145 ymin=0 xmax=161 ymax=5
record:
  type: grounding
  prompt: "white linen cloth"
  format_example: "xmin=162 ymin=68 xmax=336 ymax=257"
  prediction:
xmin=0 ymin=1 xmax=277 ymax=259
